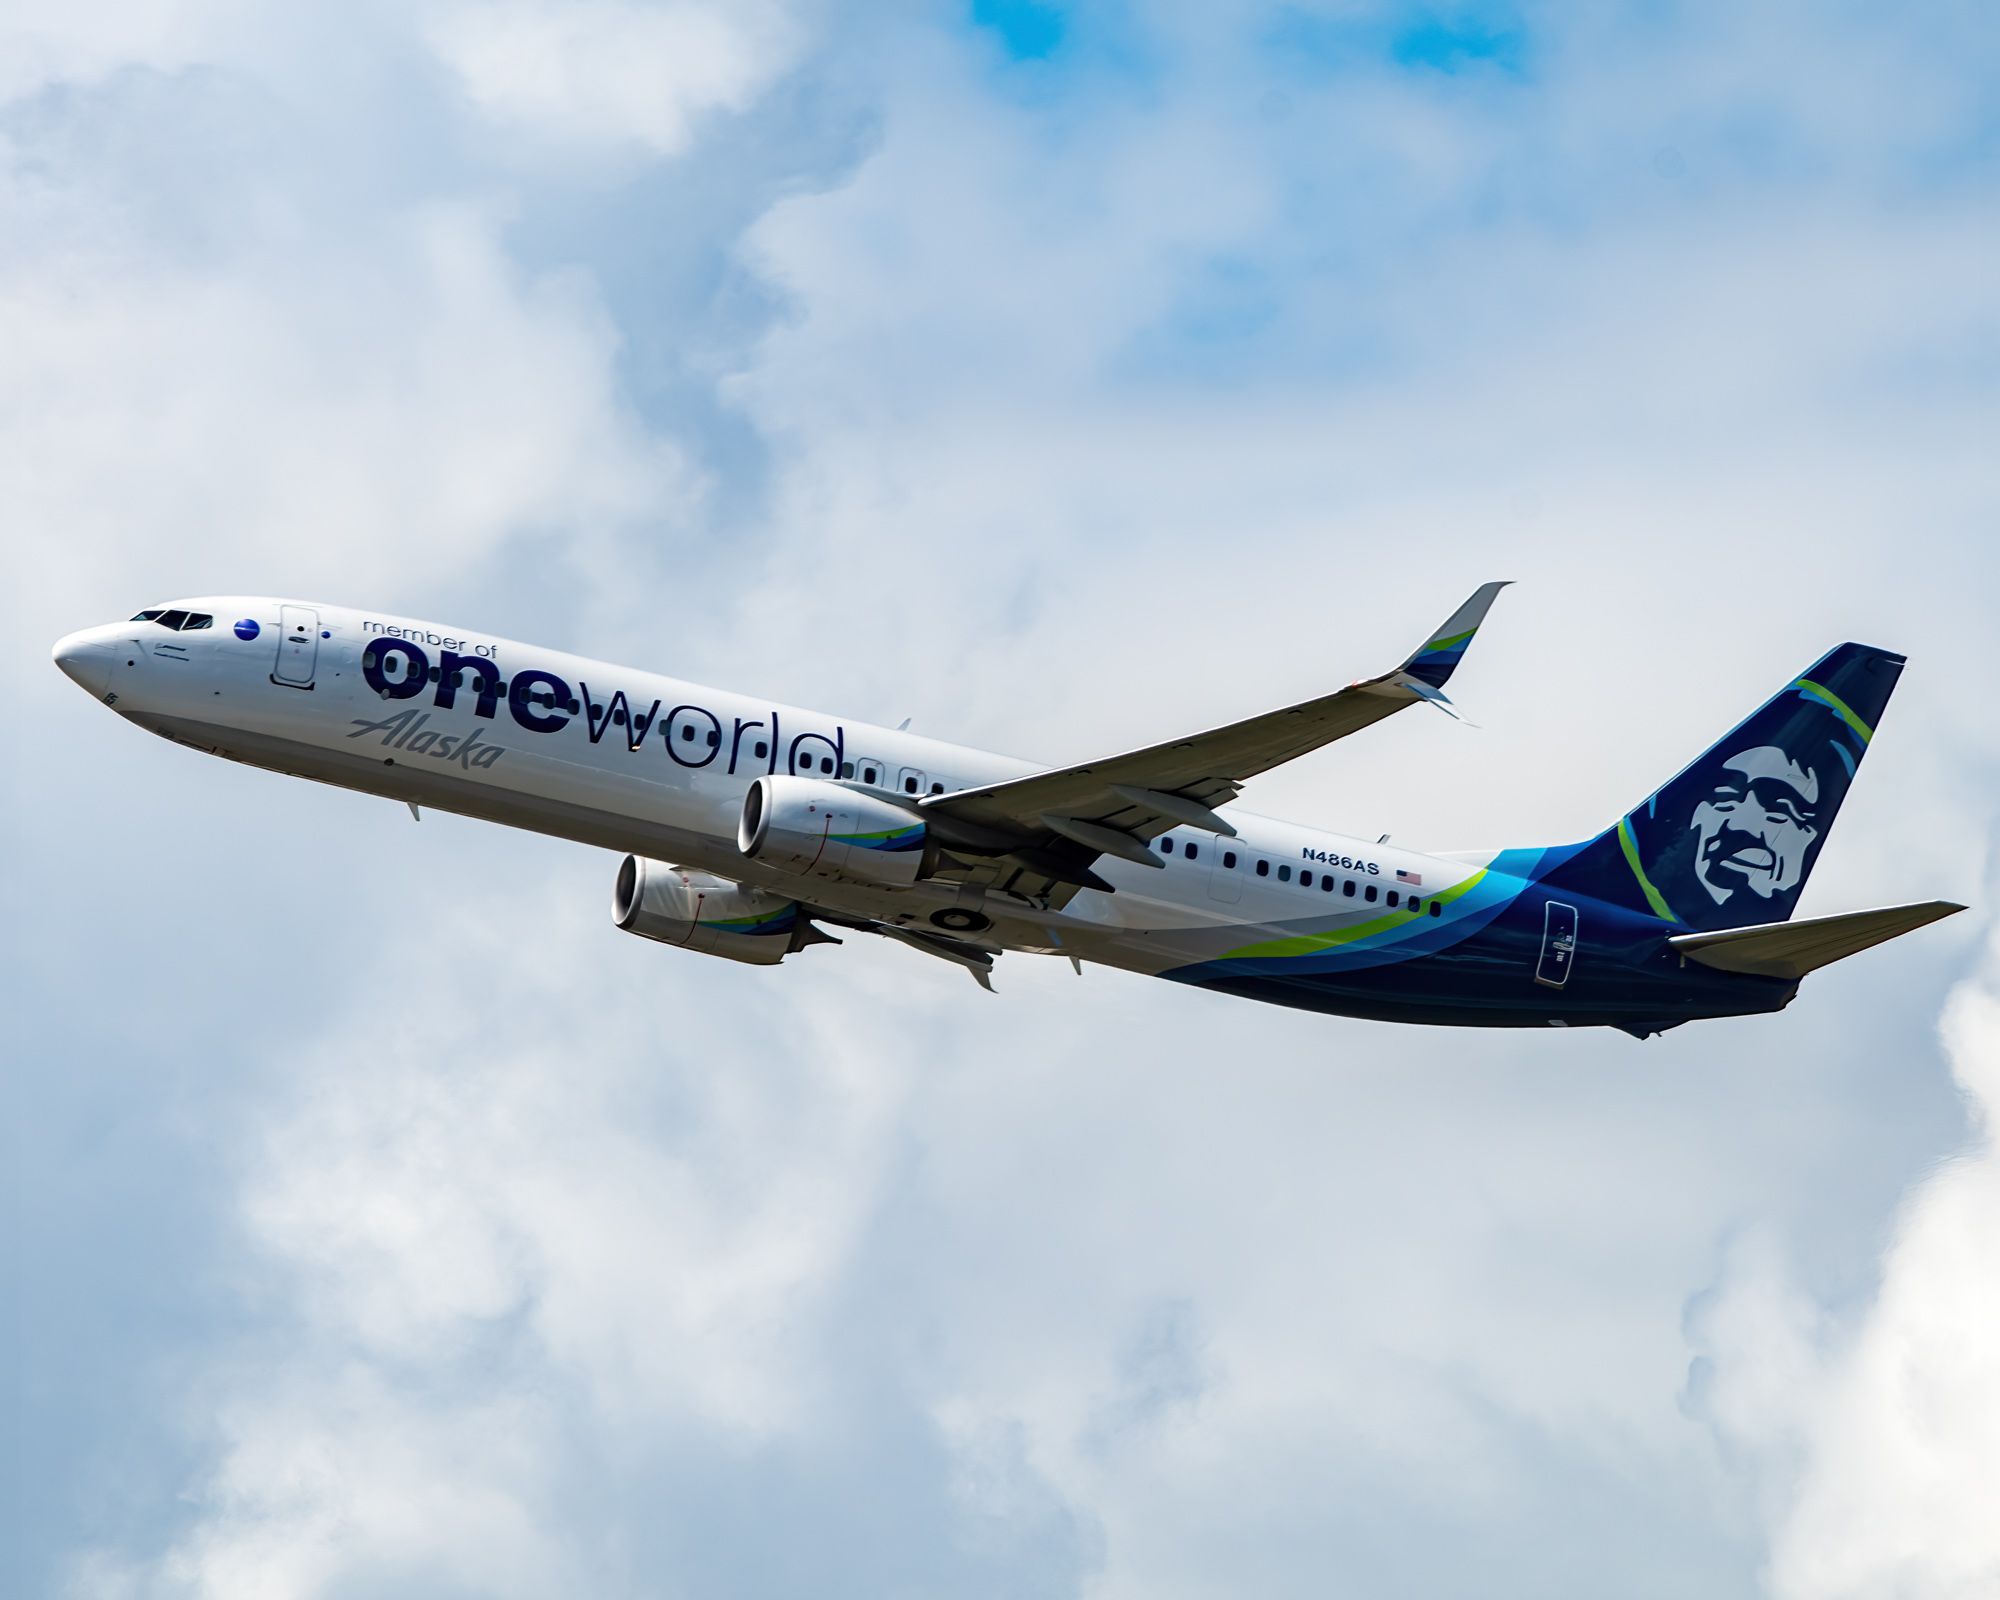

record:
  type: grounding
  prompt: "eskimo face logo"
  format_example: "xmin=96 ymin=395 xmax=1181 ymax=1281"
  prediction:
xmin=233 ymin=619 xmax=260 ymax=640
xmin=1686 ymin=745 xmax=1821 ymax=906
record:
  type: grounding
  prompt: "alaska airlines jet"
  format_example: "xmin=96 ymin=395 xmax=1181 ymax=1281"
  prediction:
xmin=52 ymin=588 xmax=1962 ymax=1036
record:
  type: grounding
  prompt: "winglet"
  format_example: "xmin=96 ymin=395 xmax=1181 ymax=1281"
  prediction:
xmin=1400 ymin=581 xmax=1511 ymax=691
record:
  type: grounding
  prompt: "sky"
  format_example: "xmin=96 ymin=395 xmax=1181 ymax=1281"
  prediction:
xmin=3 ymin=1 xmax=1997 ymax=1595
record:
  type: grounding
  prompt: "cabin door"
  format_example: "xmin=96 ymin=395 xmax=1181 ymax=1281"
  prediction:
xmin=272 ymin=605 xmax=320 ymax=689
xmin=1535 ymin=901 xmax=1579 ymax=988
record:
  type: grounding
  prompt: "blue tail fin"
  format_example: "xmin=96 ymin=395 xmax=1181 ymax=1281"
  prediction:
xmin=1535 ymin=643 xmax=1904 ymax=931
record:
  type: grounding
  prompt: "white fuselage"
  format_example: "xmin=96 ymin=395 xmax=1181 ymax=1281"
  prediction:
xmin=53 ymin=597 xmax=1493 ymax=977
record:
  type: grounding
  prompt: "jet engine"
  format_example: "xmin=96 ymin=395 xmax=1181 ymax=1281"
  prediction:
xmin=738 ymin=775 xmax=933 ymax=887
xmin=613 ymin=856 xmax=805 ymax=965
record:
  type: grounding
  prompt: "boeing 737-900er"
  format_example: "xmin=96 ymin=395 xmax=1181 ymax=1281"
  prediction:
xmin=53 ymin=586 xmax=1963 ymax=1037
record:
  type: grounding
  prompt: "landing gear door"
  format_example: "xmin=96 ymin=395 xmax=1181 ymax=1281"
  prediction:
xmin=1535 ymin=901 xmax=1579 ymax=988
xmin=272 ymin=605 xmax=319 ymax=689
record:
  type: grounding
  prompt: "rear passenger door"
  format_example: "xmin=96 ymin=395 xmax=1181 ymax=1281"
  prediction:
xmin=1535 ymin=901 xmax=1579 ymax=987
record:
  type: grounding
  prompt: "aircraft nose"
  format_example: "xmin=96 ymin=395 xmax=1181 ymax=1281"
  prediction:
xmin=52 ymin=630 xmax=114 ymax=698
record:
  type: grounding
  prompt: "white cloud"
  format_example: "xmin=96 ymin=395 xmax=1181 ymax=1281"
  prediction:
xmin=423 ymin=0 xmax=807 ymax=157
xmin=0 ymin=0 xmax=255 ymax=104
xmin=1694 ymin=924 xmax=2000 ymax=1600
xmin=238 ymin=888 xmax=919 ymax=1435
xmin=5 ymin=202 xmax=686 ymax=619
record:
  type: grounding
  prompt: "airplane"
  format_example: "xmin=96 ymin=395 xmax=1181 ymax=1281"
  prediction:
xmin=51 ymin=587 xmax=1963 ymax=1037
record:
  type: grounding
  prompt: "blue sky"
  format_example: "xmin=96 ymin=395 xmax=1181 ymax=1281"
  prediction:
xmin=5 ymin=3 xmax=1998 ymax=1596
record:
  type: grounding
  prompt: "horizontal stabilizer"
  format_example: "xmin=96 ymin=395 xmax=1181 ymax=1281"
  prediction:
xmin=1668 ymin=900 xmax=1965 ymax=980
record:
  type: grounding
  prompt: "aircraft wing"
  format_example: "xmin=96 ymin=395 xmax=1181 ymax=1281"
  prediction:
xmin=920 ymin=582 xmax=1510 ymax=884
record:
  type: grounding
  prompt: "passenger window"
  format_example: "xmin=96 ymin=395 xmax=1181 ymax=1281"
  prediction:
xmin=1300 ymin=871 xmax=1313 ymax=889
xmin=904 ymin=776 xmax=918 ymax=794
xmin=1430 ymin=900 xmax=1443 ymax=917
xmin=1160 ymin=838 xmax=1175 ymax=855
xmin=861 ymin=764 xmax=879 ymax=783
xmin=754 ymin=742 xmax=769 ymax=759
xmin=428 ymin=667 xmax=442 ymax=682
xmin=1186 ymin=843 xmax=1199 ymax=862
xmin=680 ymin=725 xmax=694 ymax=740
xmin=707 ymin=729 xmax=720 ymax=748
xmin=823 ymin=757 xmax=835 ymax=773
xmin=840 ymin=762 xmax=854 ymax=778
xmin=1321 ymin=876 xmax=1335 ymax=893
xmin=1386 ymin=890 xmax=1399 ymax=908
xmin=1365 ymin=885 xmax=1378 ymax=903
xmin=1254 ymin=859 xmax=1268 ymax=877
xmin=1278 ymin=865 xmax=1292 ymax=883
xmin=1343 ymin=880 xmax=1356 ymax=898
xmin=156 ymin=609 xmax=189 ymax=630
xmin=1407 ymin=896 xmax=1420 ymax=913
xmin=1222 ymin=850 xmax=1237 ymax=869
xmin=930 ymin=782 xmax=945 ymax=794
xmin=615 ymin=708 xmax=629 ymax=725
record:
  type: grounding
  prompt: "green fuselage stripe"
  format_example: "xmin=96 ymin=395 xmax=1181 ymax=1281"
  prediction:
xmin=1618 ymin=816 xmax=1677 ymax=922
xmin=1794 ymin=677 xmax=1875 ymax=743
xmin=1220 ymin=869 xmax=1490 ymax=962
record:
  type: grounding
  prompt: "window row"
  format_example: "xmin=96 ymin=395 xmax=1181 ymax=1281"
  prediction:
xmin=1154 ymin=835 xmax=1443 ymax=916
xmin=837 ymin=760 xmax=947 ymax=796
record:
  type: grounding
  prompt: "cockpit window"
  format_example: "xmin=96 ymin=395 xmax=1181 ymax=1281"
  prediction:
xmin=130 ymin=608 xmax=214 ymax=630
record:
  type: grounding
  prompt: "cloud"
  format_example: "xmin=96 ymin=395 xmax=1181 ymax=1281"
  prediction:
xmin=1691 ymin=924 xmax=2000 ymax=1599
xmin=422 ymin=0 xmax=808 ymax=157
xmin=4 ymin=200 xmax=686 ymax=615
xmin=0 ymin=0 xmax=254 ymax=103
xmin=66 ymin=885 xmax=1106 ymax=1597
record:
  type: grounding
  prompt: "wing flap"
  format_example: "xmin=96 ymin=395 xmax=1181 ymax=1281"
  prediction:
xmin=1668 ymin=901 xmax=1966 ymax=980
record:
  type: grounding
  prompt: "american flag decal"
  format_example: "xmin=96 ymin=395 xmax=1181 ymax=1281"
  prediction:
xmin=1396 ymin=868 xmax=1423 ymax=886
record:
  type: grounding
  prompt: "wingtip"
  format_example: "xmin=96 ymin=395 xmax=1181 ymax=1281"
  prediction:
xmin=1400 ymin=581 xmax=1512 ymax=688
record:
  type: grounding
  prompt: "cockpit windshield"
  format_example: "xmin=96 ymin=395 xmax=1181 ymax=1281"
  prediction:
xmin=131 ymin=608 xmax=214 ymax=631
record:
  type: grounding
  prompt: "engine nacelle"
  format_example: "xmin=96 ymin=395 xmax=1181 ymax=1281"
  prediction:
xmin=613 ymin=856 xmax=802 ymax=966
xmin=738 ymin=775 xmax=930 ymax=887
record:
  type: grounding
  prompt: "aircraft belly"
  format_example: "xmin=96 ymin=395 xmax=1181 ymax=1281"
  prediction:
xmin=1157 ymin=892 xmax=1795 ymax=1029
xmin=138 ymin=712 xmax=722 ymax=865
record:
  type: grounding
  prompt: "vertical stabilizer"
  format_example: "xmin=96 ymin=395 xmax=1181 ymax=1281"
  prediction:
xmin=1535 ymin=643 xmax=1904 ymax=931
